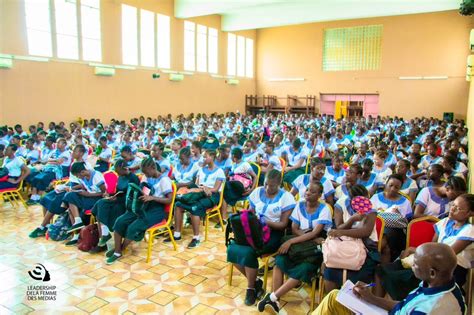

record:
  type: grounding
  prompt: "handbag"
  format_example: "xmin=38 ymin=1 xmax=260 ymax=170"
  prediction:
xmin=322 ymin=236 xmax=367 ymax=271
xmin=229 ymin=173 xmax=253 ymax=190
xmin=378 ymin=211 xmax=408 ymax=229
xmin=282 ymin=235 xmax=323 ymax=265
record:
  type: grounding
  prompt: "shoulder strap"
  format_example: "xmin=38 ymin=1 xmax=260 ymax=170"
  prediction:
xmin=241 ymin=210 xmax=256 ymax=249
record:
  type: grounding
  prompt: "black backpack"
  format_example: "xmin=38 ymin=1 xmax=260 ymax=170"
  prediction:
xmin=225 ymin=210 xmax=270 ymax=254
xmin=125 ymin=182 xmax=154 ymax=216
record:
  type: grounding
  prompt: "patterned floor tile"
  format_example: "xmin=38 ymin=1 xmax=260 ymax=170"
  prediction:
xmin=0 ymin=203 xmax=318 ymax=314
xmin=148 ymin=290 xmax=179 ymax=306
xmin=75 ymin=296 xmax=108 ymax=313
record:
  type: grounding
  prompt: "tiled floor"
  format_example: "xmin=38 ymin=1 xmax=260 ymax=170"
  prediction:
xmin=0 ymin=201 xmax=316 ymax=315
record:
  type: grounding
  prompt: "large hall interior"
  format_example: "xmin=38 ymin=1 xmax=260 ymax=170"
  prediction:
xmin=0 ymin=0 xmax=474 ymax=314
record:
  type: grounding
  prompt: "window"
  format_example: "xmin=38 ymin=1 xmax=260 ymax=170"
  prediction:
xmin=227 ymin=33 xmax=236 ymax=76
xmin=54 ymin=0 xmax=79 ymax=59
xmin=25 ymin=0 xmax=53 ymax=57
xmin=227 ymin=33 xmax=253 ymax=77
xmin=81 ymin=0 xmax=101 ymax=61
xmin=236 ymin=36 xmax=245 ymax=77
xmin=196 ymin=24 xmax=207 ymax=72
xmin=245 ymin=38 xmax=253 ymax=78
xmin=140 ymin=9 xmax=155 ymax=67
xmin=208 ymin=28 xmax=218 ymax=74
xmin=184 ymin=21 xmax=196 ymax=71
xmin=121 ymin=4 xmax=138 ymax=65
xmin=323 ymin=25 xmax=383 ymax=71
xmin=157 ymin=14 xmax=170 ymax=69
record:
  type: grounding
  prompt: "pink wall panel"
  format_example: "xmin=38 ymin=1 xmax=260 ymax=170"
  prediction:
xmin=320 ymin=101 xmax=335 ymax=115
xmin=350 ymin=95 xmax=365 ymax=101
xmin=336 ymin=95 xmax=350 ymax=101
xmin=320 ymin=94 xmax=336 ymax=101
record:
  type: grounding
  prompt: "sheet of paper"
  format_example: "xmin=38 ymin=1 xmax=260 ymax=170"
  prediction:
xmin=336 ymin=280 xmax=388 ymax=315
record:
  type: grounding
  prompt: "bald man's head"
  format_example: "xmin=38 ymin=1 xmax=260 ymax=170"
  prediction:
xmin=412 ymin=243 xmax=457 ymax=285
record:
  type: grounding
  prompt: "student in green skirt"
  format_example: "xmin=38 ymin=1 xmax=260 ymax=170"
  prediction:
xmin=106 ymin=158 xmax=173 ymax=264
xmin=282 ymin=138 xmax=306 ymax=187
xmin=222 ymin=147 xmax=258 ymax=221
xmin=227 ymin=170 xmax=296 ymax=306
xmin=258 ymin=181 xmax=332 ymax=313
xmin=89 ymin=159 xmax=139 ymax=253
xmin=322 ymin=184 xmax=379 ymax=293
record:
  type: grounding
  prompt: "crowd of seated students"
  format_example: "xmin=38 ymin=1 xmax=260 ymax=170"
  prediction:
xmin=0 ymin=112 xmax=472 ymax=313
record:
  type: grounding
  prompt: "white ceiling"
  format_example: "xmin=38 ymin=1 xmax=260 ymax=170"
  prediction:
xmin=174 ymin=0 xmax=462 ymax=31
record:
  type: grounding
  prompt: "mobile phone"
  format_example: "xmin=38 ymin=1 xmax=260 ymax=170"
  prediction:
xmin=142 ymin=186 xmax=151 ymax=196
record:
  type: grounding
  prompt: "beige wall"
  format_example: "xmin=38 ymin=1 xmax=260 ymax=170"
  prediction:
xmin=256 ymin=11 xmax=473 ymax=119
xmin=0 ymin=0 xmax=256 ymax=126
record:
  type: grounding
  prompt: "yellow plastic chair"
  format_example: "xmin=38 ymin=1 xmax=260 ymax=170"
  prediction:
xmin=0 ymin=180 xmax=27 ymax=208
xmin=145 ymin=182 xmax=177 ymax=262
xmin=204 ymin=182 xmax=225 ymax=241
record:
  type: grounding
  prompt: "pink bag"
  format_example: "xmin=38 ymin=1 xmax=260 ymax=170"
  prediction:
xmin=229 ymin=173 xmax=253 ymax=190
xmin=322 ymin=236 xmax=367 ymax=271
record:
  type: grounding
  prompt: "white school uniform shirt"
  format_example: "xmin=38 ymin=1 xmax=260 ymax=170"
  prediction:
xmin=334 ymin=183 xmax=351 ymax=201
xmin=390 ymin=280 xmax=466 ymax=315
xmin=285 ymin=148 xmax=306 ymax=167
xmin=292 ymin=174 xmax=334 ymax=201
xmin=26 ymin=148 xmax=40 ymax=164
xmin=325 ymin=166 xmax=345 ymax=185
xmin=126 ymin=157 xmax=142 ymax=171
xmin=357 ymin=173 xmax=377 ymax=193
xmin=414 ymin=187 xmax=450 ymax=218
xmin=420 ymin=155 xmax=442 ymax=169
xmin=98 ymin=147 xmax=113 ymax=161
xmin=40 ymin=147 xmax=55 ymax=163
xmin=54 ymin=149 xmax=72 ymax=167
xmin=373 ymin=165 xmax=392 ymax=187
xmin=335 ymin=197 xmax=378 ymax=242
xmin=196 ymin=166 xmax=226 ymax=191
xmin=290 ymin=201 xmax=333 ymax=231
xmin=2 ymin=156 xmax=25 ymax=177
xmin=248 ymin=187 xmax=296 ymax=223
xmin=69 ymin=161 xmax=93 ymax=184
xmin=242 ymin=151 xmax=258 ymax=163
xmin=214 ymin=158 xmax=232 ymax=173
xmin=370 ymin=192 xmax=413 ymax=219
xmin=154 ymin=158 xmax=171 ymax=175
xmin=274 ymin=144 xmax=287 ymax=157
xmin=230 ymin=160 xmax=253 ymax=176
xmin=174 ymin=161 xmax=199 ymax=184
xmin=142 ymin=173 xmax=173 ymax=198
xmin=435 ymin=218 xmax=473 ymax=269
xmin=79 ymin=170 xmax=105 ymax=193
xmin=400 ymin=177 xmax=418 ymax=197
xmin=264 ymin=153 xmax=283 ymax=172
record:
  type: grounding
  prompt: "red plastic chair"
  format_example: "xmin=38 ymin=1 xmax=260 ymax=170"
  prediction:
xmin=103 ymin=171 xmax=119 ymax=194
xmin=406 ymin=216 xmax=439 ymax=249
xmin=375 ymin=215 xmax=386 ymax=253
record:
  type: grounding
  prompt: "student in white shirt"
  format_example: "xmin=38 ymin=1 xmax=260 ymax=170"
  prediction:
xmin=106 ymin=158 xmax=173 ymax=264
xmin=258 ymin=182 xmax=332 ymax=313
xmin=227 ymin=170 xmax=296 ymax=306
xmin=61 ymin=162 xmax=106 ymax=245
xmin=0 ymin=144 xmax=30 ymax=190
xmin=171 ymin=150 xmax=225 ymax=249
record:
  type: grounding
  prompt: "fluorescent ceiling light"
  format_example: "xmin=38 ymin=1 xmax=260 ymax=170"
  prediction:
xmin=268 ymin=78 xmax=305 ymax=82
xmin=399 ymin=76 xmax=423 ymax=80
xmin=422 ymin=76 xmax=448 ymax=80
xmin=179 ymin=71 xmax=194 ymax=76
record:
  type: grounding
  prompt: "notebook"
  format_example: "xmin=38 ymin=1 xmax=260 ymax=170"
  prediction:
xmin=336 ymin=280 xmax=388 ymax=315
